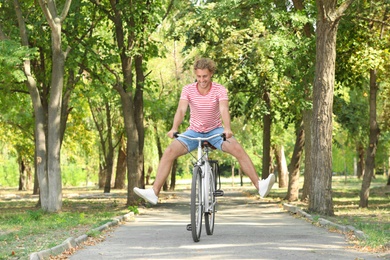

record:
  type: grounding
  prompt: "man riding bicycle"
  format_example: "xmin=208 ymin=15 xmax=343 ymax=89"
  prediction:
xmin=134 ymin=58 xmax=275 ymax=205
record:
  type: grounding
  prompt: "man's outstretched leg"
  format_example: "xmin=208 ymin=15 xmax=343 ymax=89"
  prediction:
xmin=222 ymin=137 xmax=275 ymax=198
xmin=134 ymin=140 xmax=187 ymax=205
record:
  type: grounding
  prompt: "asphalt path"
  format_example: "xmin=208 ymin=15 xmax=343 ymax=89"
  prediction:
xmin=70 ymin=187 xmax=383 ymax=260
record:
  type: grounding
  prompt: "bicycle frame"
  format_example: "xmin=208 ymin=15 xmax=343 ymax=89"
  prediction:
xmin=176 ymin=133 xmax=221 ymax=214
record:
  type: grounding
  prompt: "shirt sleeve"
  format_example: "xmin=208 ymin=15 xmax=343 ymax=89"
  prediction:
xmin=180 ymin=84 xmax=190 ymax=101
xmin=218 ymin=85 xmax=229 ymax=101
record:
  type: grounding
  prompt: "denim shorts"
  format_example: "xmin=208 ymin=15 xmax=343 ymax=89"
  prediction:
xmin=177 ymin=127 xmax=225 ymax=152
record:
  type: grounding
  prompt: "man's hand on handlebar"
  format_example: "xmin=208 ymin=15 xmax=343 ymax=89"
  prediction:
xmin=167 ymin=129 xmax=178 ymax=139
xmin=223 ymin=129 xmax=233 ymax=139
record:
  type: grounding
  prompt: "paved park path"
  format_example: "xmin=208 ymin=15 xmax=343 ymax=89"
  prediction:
xmin=70 ymin=187 xmax=384 ymax=260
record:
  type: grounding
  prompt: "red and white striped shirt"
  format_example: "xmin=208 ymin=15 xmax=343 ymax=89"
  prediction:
xmin=180 ymin=82 xmax=229 ymax=133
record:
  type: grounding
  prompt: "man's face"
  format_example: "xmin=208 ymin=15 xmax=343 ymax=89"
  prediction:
xmin=195 ymin=69 xmax=213 ymax=89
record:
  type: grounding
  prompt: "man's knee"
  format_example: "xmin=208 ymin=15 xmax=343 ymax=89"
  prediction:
xmin=222 ymin=139 xmax=243 ymax=154
xmin=164 ymin=141 xmax=186 ymax=158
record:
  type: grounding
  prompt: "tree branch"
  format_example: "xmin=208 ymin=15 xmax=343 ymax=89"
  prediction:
xmin=334 ymin=0 xmax=355 ymax=20
xmin=60 ymin=0 xmax=72 ymax=23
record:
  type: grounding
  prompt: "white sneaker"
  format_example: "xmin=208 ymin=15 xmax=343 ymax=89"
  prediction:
xmin=258 ymin=174 xmax=275 ymax=198
xmin=133 ymin=187 xmax=158 ymax=205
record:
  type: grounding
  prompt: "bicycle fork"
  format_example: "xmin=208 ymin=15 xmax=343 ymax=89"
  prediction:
xmin=201 ymin=162 xmax=210 ymax=214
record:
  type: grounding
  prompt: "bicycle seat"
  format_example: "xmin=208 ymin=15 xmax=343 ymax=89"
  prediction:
xmin=202 ymin=141 xmax=217 ymax=150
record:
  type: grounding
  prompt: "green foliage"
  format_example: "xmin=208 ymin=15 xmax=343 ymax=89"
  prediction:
xmin=127 ymin=205 xmax=139 ymax=215
xmin=0 ymin=40 xmax=37 ymax=83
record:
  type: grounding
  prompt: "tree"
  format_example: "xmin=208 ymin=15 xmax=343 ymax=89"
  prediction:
xmin=89 ymin=0 xmax=175 ymax=205
xmin=309 ymin=0 xmax=354 ymax=215
xmin=333 ymin=0 xmax=389 ymax=207
xmin=88 ymin=94 xmax=122 ymax=193
xmin=358 ymin=2 xmax=388 ymax=208
xmin=7 ymin=0 xmax=73 ymax=212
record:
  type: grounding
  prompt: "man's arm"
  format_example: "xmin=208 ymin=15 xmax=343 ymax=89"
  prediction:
xmin=219 ymin=100 xmax=233 ymax=139
xmin=167 ymin=99 xmax=189 ymax=138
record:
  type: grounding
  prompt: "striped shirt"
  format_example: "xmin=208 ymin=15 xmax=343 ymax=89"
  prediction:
xmin=180 ymin=82 xmax=229 ymax=133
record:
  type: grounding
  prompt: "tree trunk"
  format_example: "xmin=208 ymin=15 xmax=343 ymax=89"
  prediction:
xmin=15 ymin=0 xmax=47 ymax=211
xmin=273 ymin=145 xmax=288 ymax=188
xmin=290 ymin=0 xmax=314 ymax=204
xmin=356 ymin=141 xmax=365 ymax=178
xmin=285 ymin=122 xmax=305 ymax=201
xmin=170 ymin=159 xmax=178 ymax=191
xmin=18 ymin=157 xmax=27 ymax=191
xmin=359 ymin=69 xmax=380 ymax=208
xmin=135 ymin=55 xmax=145 ymax=189
xmin=262 ymin=88 xmax=272 ymax=179
xmin=98 ymin=165 xmax=106 ymax=189
xmin=114 ymin=138 xmax=127 ymax=189
xmin=309 ymin=1 xmax=342 ymax=216
xmin=104 ymin=102 xmax=115 ymax=193
xmin=46 ymin=23 xmax=64 ymax=211
xmin=301 ymin=109 xmax=312 ymax=201
xmin=106 ymin=1 xmax=142 ymax=205
xmin=38 ymin=0 xmax=72 ymax=212
xmin=33 ymin=165 xmax=39 ymax=195
xmin=154 ymin=123 xmax=164 ymax=188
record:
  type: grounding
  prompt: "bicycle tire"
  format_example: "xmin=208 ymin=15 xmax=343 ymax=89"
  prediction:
xmin=204 ymin=163 xmax=216 ymax=235
xmin=191 ymin=166 xmax=202 ymax=242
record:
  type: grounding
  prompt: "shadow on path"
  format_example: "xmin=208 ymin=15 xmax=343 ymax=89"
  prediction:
xmin=70 ymin=187 xmax=382 ymax=260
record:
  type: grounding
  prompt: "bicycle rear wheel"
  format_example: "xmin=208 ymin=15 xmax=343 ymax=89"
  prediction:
xmin=205 ymin=163 xmax=216 ymax=235
xmin=191 ymin=166 xmax=202 ymax=242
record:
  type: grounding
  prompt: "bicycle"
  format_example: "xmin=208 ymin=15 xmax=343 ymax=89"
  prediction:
xmin=174 ymin=132 xmax=225 ymax=242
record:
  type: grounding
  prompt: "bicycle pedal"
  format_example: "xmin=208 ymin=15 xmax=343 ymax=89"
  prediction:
xmin=186 ymin=224 xmax=192 ymax=231
xmin=214 ymin=190 xmax=224 ymax=197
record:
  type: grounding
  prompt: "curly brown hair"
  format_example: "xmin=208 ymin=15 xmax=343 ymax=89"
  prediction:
xmin=193 ymin=58 xmax=216 ymax=74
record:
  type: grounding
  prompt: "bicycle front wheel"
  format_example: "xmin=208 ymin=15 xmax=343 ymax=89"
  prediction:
xmin=191 ymin=166 xmax=203 ymax=242
xmin=205 ymin=163 xmax=216 ymax=235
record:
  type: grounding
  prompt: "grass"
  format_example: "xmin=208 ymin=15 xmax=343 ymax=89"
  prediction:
xmin=271 ymin=175 xmax=390 ymax=253
xmin=0 ymin=175 xmax=389 ymax=259
xmin=0 ymin=188 xmax=130 ymax=260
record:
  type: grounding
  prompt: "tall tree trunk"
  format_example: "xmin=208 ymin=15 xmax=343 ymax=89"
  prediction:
xmin=38 ymin=0 xmax=72 ymax=212
xmin=107 ymin=1 xmax=140 ymax=205
xmin=121 ymin=91 xmax=139 ymax=205
xmin=309 ymin=0 xmax=354 ymax=215
xmin=301 ymin=109 xmax=312 ymax=201
xmin=46 ymin=22 xmax=64 ymax=212
xmin=290 ymin=0 xmax=314 ymax=203
xmin=310 ymin=16 xmax=337 ymax=215
xmin=285 ymin=122 xmax=305 ymax=201
xmin=273 ymin=145 xmax=288 ymax=188
xmin=359 ymin=69 xmax=380 ymax=208
xmin=135 ymin=55 xmax=145 ymax=189
xmin=14 ymin=0 xmax=45 ymax=211
xmin=262 ymin=88 xmax=272 ymax=179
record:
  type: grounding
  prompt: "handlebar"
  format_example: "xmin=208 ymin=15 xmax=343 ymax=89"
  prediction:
xmin=173 ymin=132 xmax=226 ymax=142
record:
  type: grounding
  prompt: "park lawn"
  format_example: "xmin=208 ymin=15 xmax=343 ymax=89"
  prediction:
xmin=271 ymin=175 xmax=390 ymax=253
xmin=0 ymin=188 xmax=131 ymax=260
xmin=0 ymin=175 xmax=389 ymax=259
